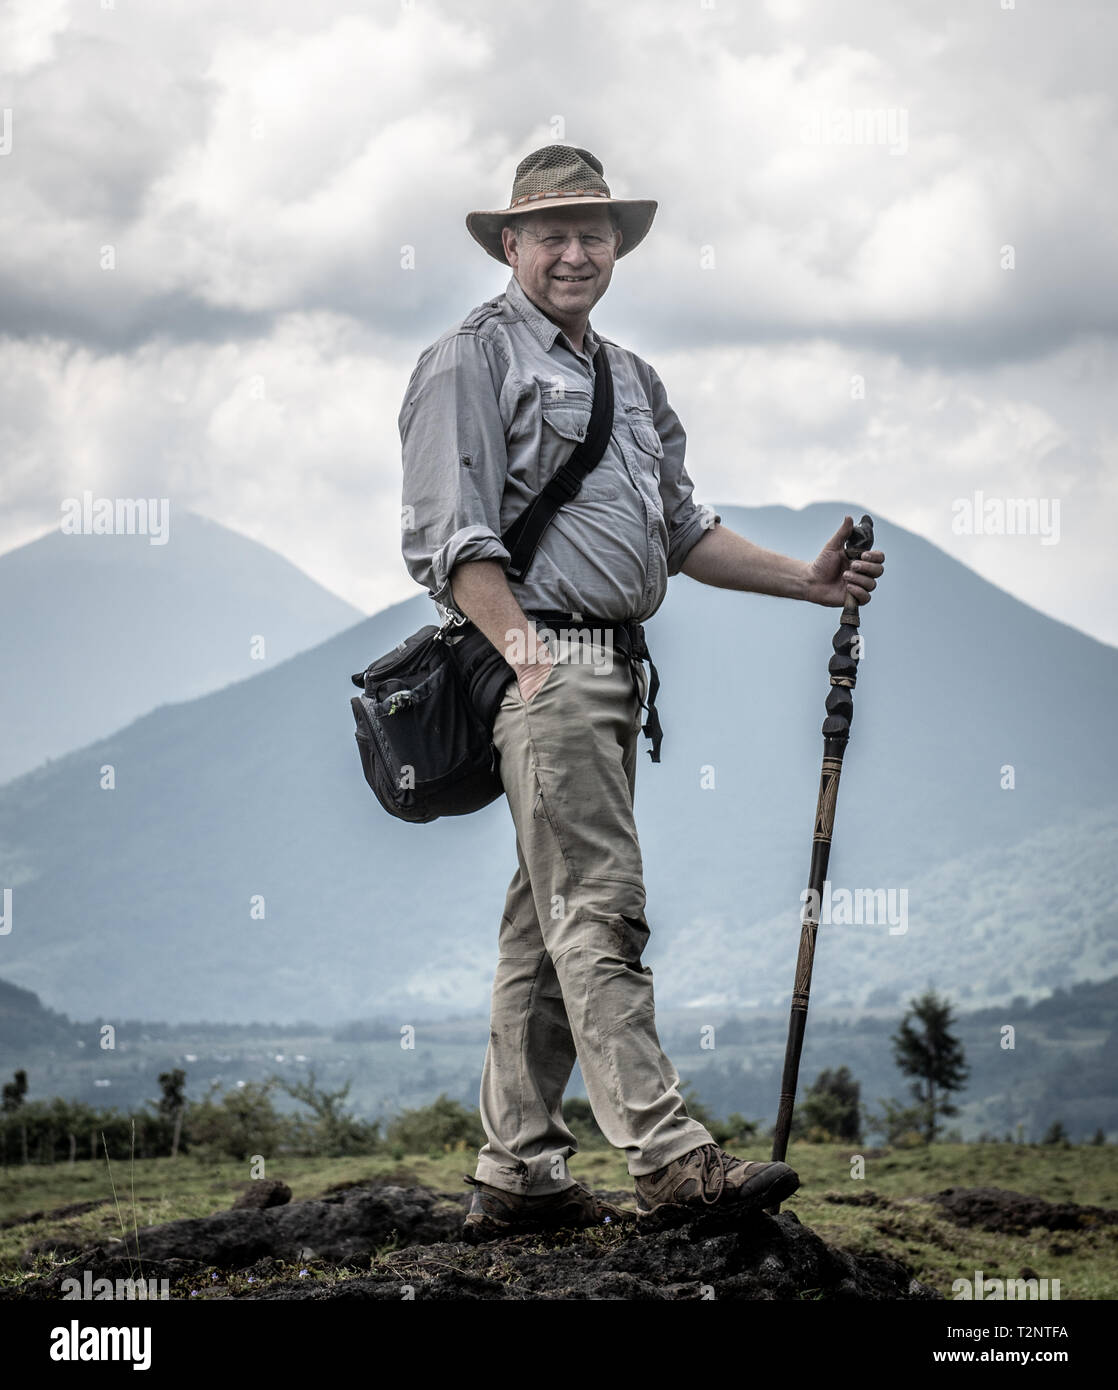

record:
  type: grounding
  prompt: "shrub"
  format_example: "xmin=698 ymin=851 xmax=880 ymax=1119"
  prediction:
xmin=184 ymin=1080 xmax=293 ymax=1162
xmin=385 ymin=1095 xmax=484 ymax=1153
xmin=562 ymin=1097 xmax=608 ymax=1149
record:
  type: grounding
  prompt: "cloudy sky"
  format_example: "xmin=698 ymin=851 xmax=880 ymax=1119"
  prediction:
xmin=2 ymin=0 xmax=1115 ymax=643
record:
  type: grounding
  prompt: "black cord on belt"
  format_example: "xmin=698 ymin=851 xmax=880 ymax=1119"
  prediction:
xmin=524 ymin=611 xmax=663 ymax=763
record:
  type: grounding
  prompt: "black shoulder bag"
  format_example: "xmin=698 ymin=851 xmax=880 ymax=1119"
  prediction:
xmin=349 ymin=343 xmax=615 ymax=824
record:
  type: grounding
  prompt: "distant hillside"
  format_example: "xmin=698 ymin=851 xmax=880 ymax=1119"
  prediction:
xmin=668 ymin=807 xmax=1118 ymax=1012
xmin=0 ymin=510 xmax=363 ymax=783
xmin=0 ymin=978 xmax=72 ymax=1048
xmin=665 ymin=976 xmax=1118 ymax=1145
xmin=2 ymin=974 xmax=1115 ymax=1144
xmin=0 ymin=502 xmax=1114 ymax=1024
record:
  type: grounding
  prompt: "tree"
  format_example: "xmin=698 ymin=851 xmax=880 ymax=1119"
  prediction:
xmin=891 ymin=991 xmax=969 ymax=1143
xmin=157 ymin=1068 xmax=186 ymax=1120
xmin=276 ymin=1070 xmax=380 ymax=1156
xmin=1042 ymin=1120 xmax=1070 ymax=1147
xmin=153 ymin=1067 xmax=189 ymax=1157
xmin=799 ymin=1066 xmax=863 ymax=1143
xmin=2 ymin=1069 xmax=28 ymax=1112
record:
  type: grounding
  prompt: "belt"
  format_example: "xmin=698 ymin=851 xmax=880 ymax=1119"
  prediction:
xmin=524 ymin=610 xmax=664 ymax=763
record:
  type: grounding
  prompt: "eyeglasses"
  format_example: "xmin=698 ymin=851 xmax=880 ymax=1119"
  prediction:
xmin=523 ymin=231 xmax=615 ymax=253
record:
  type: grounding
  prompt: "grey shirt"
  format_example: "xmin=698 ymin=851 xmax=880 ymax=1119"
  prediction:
xmin=399 ymin=274 xmax=720 ymax=624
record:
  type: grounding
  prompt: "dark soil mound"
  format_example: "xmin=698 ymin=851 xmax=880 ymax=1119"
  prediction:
xmin=6 ymin=1181 xmax=940 ymax=1302
xmin=930 ymin=1187 xmax=1118 ymax=1236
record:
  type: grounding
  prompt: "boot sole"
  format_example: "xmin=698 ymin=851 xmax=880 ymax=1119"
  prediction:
xmin=462 ymin=1203 xmax=635 ymax=1244
xmin=636 ymin=1165 xmax=800 ymax=1232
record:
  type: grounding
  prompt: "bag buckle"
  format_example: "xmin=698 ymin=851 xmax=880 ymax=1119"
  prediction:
xmin=544 ymin=472 xmax=583 ymax=503
xmin=437 ymin=605 xmax=469 ymax=637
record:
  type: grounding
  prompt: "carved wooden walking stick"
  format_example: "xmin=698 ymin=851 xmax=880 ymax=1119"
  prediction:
xmin=768 ymin=515 xmax=875 ymax=1208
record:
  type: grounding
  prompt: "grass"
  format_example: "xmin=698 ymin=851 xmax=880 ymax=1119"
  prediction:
xmin=1 ymin=1140 xmax=1115 ymax=1299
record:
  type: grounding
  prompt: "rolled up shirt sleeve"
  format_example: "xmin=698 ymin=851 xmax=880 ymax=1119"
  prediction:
xmin=399 ymin=329 xmax=512 ymax=614
xmin=645 ymin=364 xmax=721 ymax=574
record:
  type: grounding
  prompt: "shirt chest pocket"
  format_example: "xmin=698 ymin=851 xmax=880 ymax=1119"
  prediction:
xmin=622 ymin=403 xmax=664 ymax=485
xmin=540 ymin=395 xmax=619 ymax=500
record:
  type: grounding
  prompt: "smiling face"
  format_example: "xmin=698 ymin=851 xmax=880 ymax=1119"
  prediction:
xmin=501 ymin=205 xmax=621 ymax=339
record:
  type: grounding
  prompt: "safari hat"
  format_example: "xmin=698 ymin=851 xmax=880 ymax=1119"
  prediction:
xmin=466 ymin=145 xmax=657 ymax=264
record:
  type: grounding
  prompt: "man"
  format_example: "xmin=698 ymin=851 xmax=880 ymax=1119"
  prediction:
xmin=399 ymin=146 xmax=885 ymax=1239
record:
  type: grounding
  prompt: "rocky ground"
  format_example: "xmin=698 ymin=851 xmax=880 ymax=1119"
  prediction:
xmin=5 ymin=1178 xmax=1110 ymax=1301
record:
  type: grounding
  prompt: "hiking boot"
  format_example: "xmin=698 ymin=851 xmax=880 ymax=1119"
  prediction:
xmin=462 ymin=1175 xmax=630 ymax=1243
xmin=634 ymin=1144 xmax=799 ymax=1226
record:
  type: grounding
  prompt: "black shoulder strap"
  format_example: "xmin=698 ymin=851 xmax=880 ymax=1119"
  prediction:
xmin=501 ymin=343 xmax=614 ymax=582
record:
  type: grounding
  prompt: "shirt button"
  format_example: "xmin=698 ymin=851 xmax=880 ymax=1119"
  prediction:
xmin=577 ymin=425 xmax=585 ymax=438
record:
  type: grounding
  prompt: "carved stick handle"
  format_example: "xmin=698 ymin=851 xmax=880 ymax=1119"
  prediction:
xmin=839 ymin=514 xmax=875 ymax=627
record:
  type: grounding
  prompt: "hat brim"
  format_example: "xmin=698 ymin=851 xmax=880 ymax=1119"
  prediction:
xmin=466 ymin=197 xmax=657 ymax=264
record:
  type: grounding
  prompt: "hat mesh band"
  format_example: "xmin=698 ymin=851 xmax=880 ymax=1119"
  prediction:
xmin=511 ymin=189 xmax=610 ymax=207
xmin=512 ymin=144 xmax=610 ymax=202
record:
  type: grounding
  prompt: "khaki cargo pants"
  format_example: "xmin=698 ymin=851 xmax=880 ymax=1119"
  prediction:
xmin=475 ymin=629 xmax=713 ymax=1194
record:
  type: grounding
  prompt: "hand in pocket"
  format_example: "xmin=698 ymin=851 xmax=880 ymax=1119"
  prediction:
xmin=516 ymin=652 xmax=556 ymax=704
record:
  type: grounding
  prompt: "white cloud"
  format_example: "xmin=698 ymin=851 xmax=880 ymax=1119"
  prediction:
xmin=650 ymin=334 xmax=1116 ymax=642
xmin=0 ymin=318 xmax=410 ymax=614
xmin=0 ymin=0 xmax=1114 ymax=644
xmin=0 ymin=0 xmax=70 ymax=77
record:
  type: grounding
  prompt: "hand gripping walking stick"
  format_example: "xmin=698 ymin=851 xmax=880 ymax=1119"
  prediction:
xmin=768 ymin=515 xmax=875 ymax=1210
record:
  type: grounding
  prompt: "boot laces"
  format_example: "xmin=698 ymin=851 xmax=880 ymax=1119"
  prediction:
xmin=694 ymin=1143 xmax=734 ymax=1205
